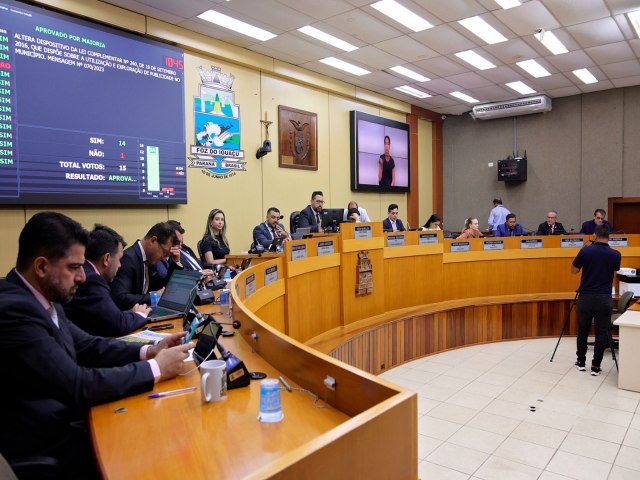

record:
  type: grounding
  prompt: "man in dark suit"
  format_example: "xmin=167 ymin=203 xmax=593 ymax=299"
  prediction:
xmin=111 ymin=222 xmax=180 ymax=310
xmin=156 ymin=220 xmax=203 ymax=276
xmin=253 ymin=207 xmax=291 ymax=249
xmin=536 ymin=210 xmax=567 ymax=235
xmin=382 ymin=203 xmax=406 ymax=232
xmin=0 ymin=212 xmax=192 ymax=478
xmin=64 ymin=224 xmax=150 ymax=336
xmin=298 ymin=190 xmax=325 ymax=233
xmin=579 ymin=208 xmax=613 ymax=235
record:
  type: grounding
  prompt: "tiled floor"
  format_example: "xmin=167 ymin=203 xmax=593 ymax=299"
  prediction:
xmin=379 ymin=337 xmax=640 ymax=480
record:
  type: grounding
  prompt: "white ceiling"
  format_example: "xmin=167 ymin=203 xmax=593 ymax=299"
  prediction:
xmin=101 ymin=0 xmax=640 ymax=115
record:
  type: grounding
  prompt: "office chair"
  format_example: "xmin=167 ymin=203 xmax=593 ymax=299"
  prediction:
xmin=0 ymin=453 xmax=58 ymax=480
xmin=610 ymin=290 xmax=634 ymax=349
xmin=289 ymin=211 xmax=300 ymax=234
xmin=586 ymin=290 xmax=634 ymax=351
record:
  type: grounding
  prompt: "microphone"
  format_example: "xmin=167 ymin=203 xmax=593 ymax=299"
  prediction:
xmin=210 ymin=318 xmax=241 ymax=330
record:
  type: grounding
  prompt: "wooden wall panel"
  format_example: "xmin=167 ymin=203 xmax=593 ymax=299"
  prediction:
xmin=285 ymin=266 xmax=341 ymax=342
xmin=331 ymin=299 xmax=578 ymax=375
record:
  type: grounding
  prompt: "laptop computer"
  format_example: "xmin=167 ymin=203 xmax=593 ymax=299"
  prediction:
xmin=147 ymin=270 xmax=201 ymax=322
xmin=291 ymin=226 xmax=311 ymax=240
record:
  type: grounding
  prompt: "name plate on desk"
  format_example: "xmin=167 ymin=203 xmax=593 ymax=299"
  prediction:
xmin=451 ymin=241 xmax=471 ymax=252
xmin=387 ymin=234 xmax=406 ymax=247
xmin=264 ymin=265 xmax=278 ymax=286
xmin=419 ymin=233 xmax=438 ymax=245
xmin=610 ymin=236 xmax=628 ymax=247
xmin=483 ymin=239 xmax=504 ymax=251
xmin=561 ymin=238 xmax=584 ymax=248
xmin=245 ymin=273 xmax=256 ymax=298
xmin=354 ymin=225 xmax=372 ymax=239
xmin=521 ymin=238 xmax=543 ymax=249
xmin=317 ymin=240 xmax=335 ymax=256
xmin=291 ymin=244 xmax=308 ymax=261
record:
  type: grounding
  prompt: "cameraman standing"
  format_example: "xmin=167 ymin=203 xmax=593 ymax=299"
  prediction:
xmin=571 ymin=224 xmax=621 ymax=376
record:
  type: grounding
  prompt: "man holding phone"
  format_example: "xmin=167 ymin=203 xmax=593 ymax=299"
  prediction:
xmin=0 ymin=212 xmax=193 ymax=478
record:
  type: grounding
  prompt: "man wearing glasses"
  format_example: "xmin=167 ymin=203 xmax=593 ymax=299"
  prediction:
xmin=536 ymin=210 xmax=567 ymax=235
xmin=383 ymin=204 xmax=406 ymax=232
xmin=579 ymin=209 xmax=613 ymax=235
xmin=111 ymin=222 xmax=181 ymax=310
xmin=298 ymin=191 xmax=325 ymax=233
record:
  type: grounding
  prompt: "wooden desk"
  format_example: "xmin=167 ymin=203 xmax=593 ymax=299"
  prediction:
xmin=91 ymin=306 xmax=417 ymax=479
xmin=614 ymin=310 xmax=640 ymax=392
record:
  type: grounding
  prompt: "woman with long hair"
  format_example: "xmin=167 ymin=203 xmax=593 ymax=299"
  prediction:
xmin=200 ymin=208 xmax=230 ymax=265
xmin=456 ymin=217 xmax=483 ymax=239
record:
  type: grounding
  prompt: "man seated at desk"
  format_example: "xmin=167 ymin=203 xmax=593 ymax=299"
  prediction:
xmin=343 ymin=201 xmax=370 ymax=223
xmin=580 ymin=208 xmax=613 ymax=235
xmin=0 ymin=212 xmax=192 ymax=479
xmin=536 ymin=210 xmax=566 ymax=235
xmin=253 ymin=207 xmax=291 ymax=250
xmin=298 ymin=190 xmax=325 ymax=233
xmin=382 ymin=203 xmax=406 ymax=232
xmin=64 ymin=224 xmax=150 ymax=336
xmin=111 ymin=222 xmax=181 ymax=310
xmin=494 ymin=213 xmax=526 ymax=237
xmin=157 ymin=220 xmax=203 ymax=276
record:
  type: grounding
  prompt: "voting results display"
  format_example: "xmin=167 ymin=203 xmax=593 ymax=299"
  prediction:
xmin=0 ymin=0 xmax=187 ymax=204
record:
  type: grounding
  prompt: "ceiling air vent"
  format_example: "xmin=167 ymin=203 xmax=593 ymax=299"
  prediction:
xmin=472 ymin=95 xmax=552 ymax=120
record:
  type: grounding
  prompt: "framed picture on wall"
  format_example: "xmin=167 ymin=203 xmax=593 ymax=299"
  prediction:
xmin=278 ymin=105 xmax=317 ymax=170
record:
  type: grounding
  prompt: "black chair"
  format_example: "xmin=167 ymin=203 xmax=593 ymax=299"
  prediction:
xmin=586 ymin=290 xmax=634 ymax=351
xmin=610 ymin=290 xmax=634 ymax=348
xmin=0 ymin=453 xmax=58 ymax=480
xmin=290 ymin=211 xmax=300 ymax=234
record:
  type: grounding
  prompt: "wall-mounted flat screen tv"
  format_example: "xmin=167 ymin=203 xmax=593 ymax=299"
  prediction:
xmin=350 ymin=111 xmax=410 ymax=193
xmin=498 ymin=158 xmax=527 ymax=182
xmin=0 ymin=0 xmax=187 ymax=204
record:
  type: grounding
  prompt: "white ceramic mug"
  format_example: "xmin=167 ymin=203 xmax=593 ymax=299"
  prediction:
xmin=200 ymin=359 xmax=227 ymax=403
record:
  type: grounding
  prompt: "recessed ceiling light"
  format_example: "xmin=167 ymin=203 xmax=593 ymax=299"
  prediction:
xmin=198 ymin=10 xmax=276 ymax=41
xmin=319 ymin=57 xmax=370 ymax=76
xmin=371 ymin=0 xmax=433 ymax=33
xmin=627 ymin=10 xmax=640 ymax=38
xmin=395 ymin=85 xmax=431 ymax=98
xmin=533 ymin=29 xmax=568 ymax=55
xmin=494 ymin=0 xmax=521 ymax=9
xmin=390 ymin=66 xmax=430 ymax=82
xmin=573 ymin=68 xmax=598 ymax=84
xmin=450 ymin=91 xmax=479 ymax=103
xmin=297 ymin=26 xmax=358 ymax=52
xmin=454 ymin=50 xmax=496 ymax=70
xmin=505 ymin=81 xmax=536 ymax=95
xmin=516 ymin=59 xmax=551 ymax=78
xmin=458 ymin=16 xmax=507 ymax=44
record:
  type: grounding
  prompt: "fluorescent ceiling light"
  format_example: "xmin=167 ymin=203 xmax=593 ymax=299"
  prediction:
xmin=297 ymin=26 xmax=358 ymax=52
xmin=495 ymin=0 xmax=521 ymax=9
xmin=533 ymin=29 xmax=568 ymax=55
xmin=458 ymin=16 xmax=507 ymax=44
xmin=390 ymin=66 xmax=430 ymax=82
xmin=319 ymin=57 xmax=370 ymax=76
xmin=627 ymin=10 xmax=640 ymax=38
xmin=450 ymin=91 xmax=479 ymax=103
xmin=454 ymin=50 xmax=496 ymax=70
xmin=516 ymin=59 xmax=551 ymax=78
xmin=371 ymin=0 xmax=433 ymax=32
xmin=198 ymin=10 xmax=276 ymax=41
xmin=395 ymin=85 xmax=431 ymax=98
xmin=573 ymin=68 xmax=598 ymax=84
xmin=505 ymin=81 xmax=536 ymax=95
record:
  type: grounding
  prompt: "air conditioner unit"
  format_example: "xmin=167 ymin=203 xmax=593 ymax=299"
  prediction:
xmin=472 ymin=95 xmax=552 ymax=120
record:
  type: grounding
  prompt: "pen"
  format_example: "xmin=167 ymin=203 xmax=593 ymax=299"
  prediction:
xmin=148 ymin=386 xmax=197 ymax=399
xmin=145 ymin=323 xmax=174 ymax=331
